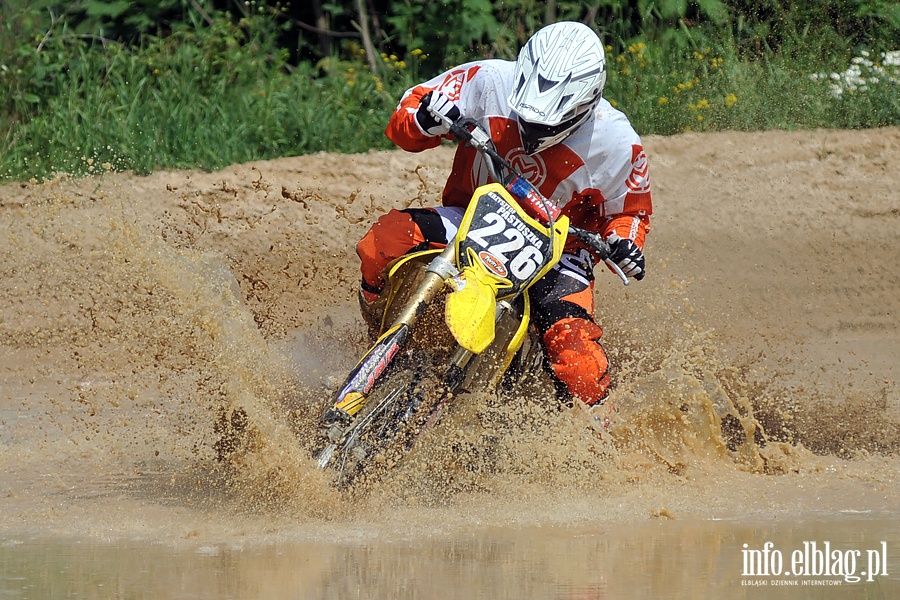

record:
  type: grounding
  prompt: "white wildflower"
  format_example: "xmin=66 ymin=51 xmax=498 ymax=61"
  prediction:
xmin=809 ymin=49 xmax=900 ymax=98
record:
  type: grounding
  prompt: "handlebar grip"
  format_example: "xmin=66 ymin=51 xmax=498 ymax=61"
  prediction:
xmin=569 ymin=227 xmax=629 ymax=286
xmin=449 ymin=117 xmax=479 ymax=141
xmin=569 ymin=227 xmax=610 ymax=258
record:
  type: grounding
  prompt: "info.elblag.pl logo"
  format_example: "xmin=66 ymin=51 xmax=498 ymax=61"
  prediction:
xmin=741 ymin=541 xmax=889 ymax=586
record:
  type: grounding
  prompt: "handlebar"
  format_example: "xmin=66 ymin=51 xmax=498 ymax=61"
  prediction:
xmin=448 ymin=117 xmax=507 ymax=184
xmin=428 ymin=100 xmax=630 ymax=286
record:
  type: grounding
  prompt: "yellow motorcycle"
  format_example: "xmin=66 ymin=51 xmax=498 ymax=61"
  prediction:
xmin=313 ymin=117 xmax=628 ymax=484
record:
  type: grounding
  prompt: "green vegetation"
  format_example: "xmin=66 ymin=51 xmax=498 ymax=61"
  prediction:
xmin=0 ymin=0 xmax=897 ymax=181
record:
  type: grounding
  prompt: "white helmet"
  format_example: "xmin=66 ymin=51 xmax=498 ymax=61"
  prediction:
xmin=508 ymin=21 xmax=607 ymax=154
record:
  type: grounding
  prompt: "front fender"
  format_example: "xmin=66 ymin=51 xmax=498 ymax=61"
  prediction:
xmin=445 ymin=263 xmax=506 ymax=354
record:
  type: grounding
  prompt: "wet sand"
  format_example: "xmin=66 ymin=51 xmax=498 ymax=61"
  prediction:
xmin=0 ymin=127 xmax=898 ymax=597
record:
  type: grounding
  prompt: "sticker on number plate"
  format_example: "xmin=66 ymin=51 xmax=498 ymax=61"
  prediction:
xmin=478 ymin=250 xmax=508 ymax=277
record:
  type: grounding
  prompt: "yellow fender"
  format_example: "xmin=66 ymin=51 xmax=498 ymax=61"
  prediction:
xmin=445 ymin=252 xmax=509 ymax=354
xmin=505 ymin=292 xmax=531 ymax=363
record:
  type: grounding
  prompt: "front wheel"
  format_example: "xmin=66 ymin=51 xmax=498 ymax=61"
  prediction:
xmin=314 ymin=352 xmax=438 ymax=487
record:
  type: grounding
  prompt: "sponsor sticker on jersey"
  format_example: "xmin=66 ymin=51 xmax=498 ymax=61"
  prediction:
xmin=626 ymin=144 xmax=651 ymax=193
xmin=505 ymin=147 xmax=548 ymax=189
xmin=436 ymin=66 xmax=480 ymax=102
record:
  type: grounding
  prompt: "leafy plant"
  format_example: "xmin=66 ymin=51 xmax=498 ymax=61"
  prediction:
xmin=383 ymin=0 xmax=501 ymax=68
xmin=0 ymin=1 xmax=897 ymax=182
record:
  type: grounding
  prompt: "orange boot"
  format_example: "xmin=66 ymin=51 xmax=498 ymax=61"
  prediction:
xmin=542 ymin=317 xmax=611 ymax=405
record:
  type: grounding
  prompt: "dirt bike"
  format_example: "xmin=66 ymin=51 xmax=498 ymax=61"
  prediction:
xmin=313 ymin=115 xmax=629 ymax=486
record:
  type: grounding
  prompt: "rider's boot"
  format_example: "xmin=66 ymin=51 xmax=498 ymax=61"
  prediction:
xmin=358 ymin=287 xmax=385 ymax=339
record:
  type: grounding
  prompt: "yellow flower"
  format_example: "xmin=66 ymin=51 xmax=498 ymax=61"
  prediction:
xmin=697 ymin=98 xmax=710 ymax=109
xmin=411 ymin=48 xmax=423 ymax=56
xmin=697 ymin=115 xmax=704 ymax=121
xmin=725 ymin=93 xmax=738 ymax=107
xmin=658 ymin=97 xmax=669 ymax=106
xmin=604 ymin=45 xmax=613 ymax=52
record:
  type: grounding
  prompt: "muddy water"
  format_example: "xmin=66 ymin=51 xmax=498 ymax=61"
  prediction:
xmin=2 ymin=517 xmax=898 ymax=599
xmin=1 ymin=128 xmax=899 ymax=597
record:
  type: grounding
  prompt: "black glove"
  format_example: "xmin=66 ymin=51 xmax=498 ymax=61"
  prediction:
xmin=415 ymin=91 xmax=461 ymax=136
xmin=607 ymin=232 xmax=646 ymax=280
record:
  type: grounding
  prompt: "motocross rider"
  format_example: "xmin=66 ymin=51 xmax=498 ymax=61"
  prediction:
xmin=356 ymin=21 xmax=652 ymax=407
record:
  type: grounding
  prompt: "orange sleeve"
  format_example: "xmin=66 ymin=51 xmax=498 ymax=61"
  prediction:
xmin=562 ymin=188 xmax=652 ymax=252
xmin=384 ymin=84 xmax=444 ymax=153
xmin=602 ymin=214 xmax=651 ymax=251
xmin=385 ymin=64 xmax=483 ymax=153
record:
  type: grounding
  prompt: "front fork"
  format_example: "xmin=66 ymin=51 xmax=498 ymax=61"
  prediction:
xmin=392 ymin=244 xmax=458 ymax=328
xmin=324 ymin=244 xmax=459 ymax=422
xmin=426 ymin=299 xmax=517 ymax=429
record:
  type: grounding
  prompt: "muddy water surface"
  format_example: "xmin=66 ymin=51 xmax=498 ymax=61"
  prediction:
xmin=3 ymin=517 xmax=898 ymax=599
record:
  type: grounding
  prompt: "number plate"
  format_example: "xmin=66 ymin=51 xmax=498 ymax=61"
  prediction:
xmin=458 ymin=187 xmax=553 ymax=296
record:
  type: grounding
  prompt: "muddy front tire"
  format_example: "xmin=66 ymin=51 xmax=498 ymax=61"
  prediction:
xmin=314 ymin=352 xmax=438 ymax=486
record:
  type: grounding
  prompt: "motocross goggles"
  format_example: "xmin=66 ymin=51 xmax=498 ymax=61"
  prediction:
xmin=516 ymin=109 xmax=591 ymax=155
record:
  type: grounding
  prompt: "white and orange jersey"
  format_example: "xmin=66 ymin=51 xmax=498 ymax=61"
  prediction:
xmin=385 ymin=59 xmax=653 ymax=248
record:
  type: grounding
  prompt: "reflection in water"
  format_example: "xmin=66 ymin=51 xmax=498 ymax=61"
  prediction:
xmin=2 ymin=517 xmax=897 ymax=599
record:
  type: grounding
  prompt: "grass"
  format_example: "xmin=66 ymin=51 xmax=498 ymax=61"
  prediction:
xmin=1 ymin=11 xmax=897 ymax=182
xmin=0 ymin=14 xmax=413 ymax=179
xmin=604 ymin=39 xmax=899 ymax=134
